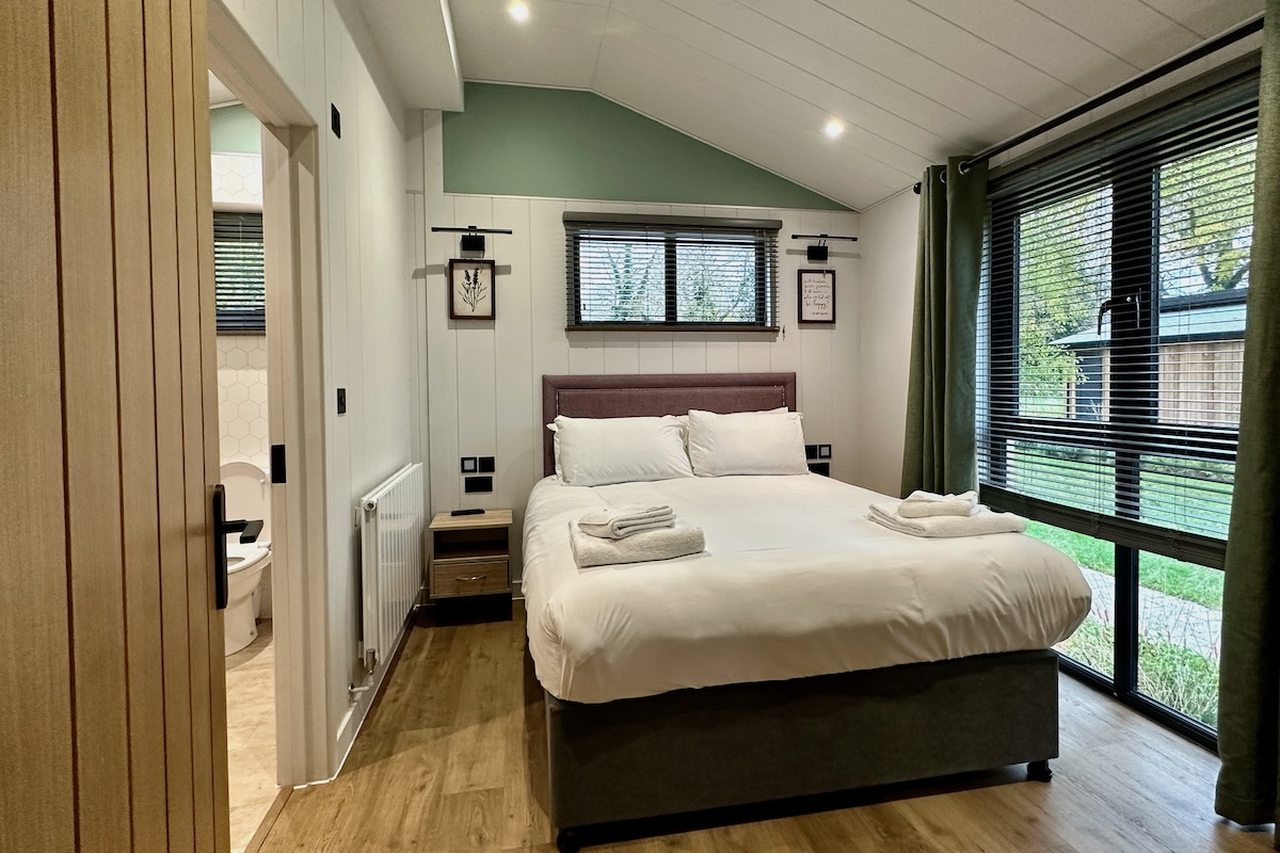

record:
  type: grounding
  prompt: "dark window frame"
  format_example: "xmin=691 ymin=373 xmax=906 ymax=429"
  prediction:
xmin=981 ymin=73 xmax=1258 ymax=749
xmin=982 ymin=104 xmax=1255 ymax=564
xmin=563 ymin=212 xmax=780 ymax=332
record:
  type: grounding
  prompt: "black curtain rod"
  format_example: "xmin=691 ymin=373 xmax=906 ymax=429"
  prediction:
xmin=431 ymin=225 xmax=514 ymax=234
xmin=912 ymin=13 xmax=1264 ymax=194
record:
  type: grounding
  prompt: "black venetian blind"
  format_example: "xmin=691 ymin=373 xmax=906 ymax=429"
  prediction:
xmin=214 ymin=210 xmax=266 ymax=333
xmin=979 ymin=73 xmax=1258 ymax=568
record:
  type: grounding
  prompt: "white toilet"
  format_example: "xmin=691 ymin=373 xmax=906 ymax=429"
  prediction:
xmin=221 ymin=461 xmax=272 ymax=656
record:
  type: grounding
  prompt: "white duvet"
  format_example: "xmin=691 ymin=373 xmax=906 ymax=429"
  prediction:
xmin=522 ymin=474 xmax=1092 ymax=704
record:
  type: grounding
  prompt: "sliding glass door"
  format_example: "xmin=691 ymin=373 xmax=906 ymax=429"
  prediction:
xmin=978 ymin=76 xmax=1257 ymax=745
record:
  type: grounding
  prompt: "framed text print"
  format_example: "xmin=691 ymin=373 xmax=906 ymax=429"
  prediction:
xmin=798 ymin=269 xmax=835 ymax=324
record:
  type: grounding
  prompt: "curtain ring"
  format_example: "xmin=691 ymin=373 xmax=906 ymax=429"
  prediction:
xmin=957 ymin=160 xmax=972 ymax=176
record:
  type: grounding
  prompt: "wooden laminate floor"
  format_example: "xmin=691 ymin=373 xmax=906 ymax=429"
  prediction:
xmin=227 ymin=620 xmax=279 ymax=852
xmin=258 ymin=606 xmax=1273 ymax=852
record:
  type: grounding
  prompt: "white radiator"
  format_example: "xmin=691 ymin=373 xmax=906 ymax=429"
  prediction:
xmin=358 ymin=463 xmax=424 ymax=671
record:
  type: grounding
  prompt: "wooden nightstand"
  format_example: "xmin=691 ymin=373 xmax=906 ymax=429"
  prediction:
xmin=428 ymin=510 xmax=513 ymax=600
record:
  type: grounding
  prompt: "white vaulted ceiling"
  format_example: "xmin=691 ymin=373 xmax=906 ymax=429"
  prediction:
xmin=385 ymin=0 xmax=1266 ymax=210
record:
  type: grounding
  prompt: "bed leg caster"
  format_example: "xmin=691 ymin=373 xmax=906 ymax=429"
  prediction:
xmin=556 ymin=828 xmax=581 ymax=852
xmin=1027 ymin=759 xmax=1053 ymax=782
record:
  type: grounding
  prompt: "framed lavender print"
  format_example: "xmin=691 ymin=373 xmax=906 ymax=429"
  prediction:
xmin=448 ymin=258 xmax=496 ymax=320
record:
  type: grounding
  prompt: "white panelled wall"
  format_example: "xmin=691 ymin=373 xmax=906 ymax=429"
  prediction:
xmin=414 ymin=111 xmax=861 ymax=587
xmin=853 ymin=188 xmax=921 ymax=497
xmin=218 ymin=0 xmax=422 ymax=777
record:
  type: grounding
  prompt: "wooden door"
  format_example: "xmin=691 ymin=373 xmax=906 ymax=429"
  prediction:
xmin=0 ymin=0 xmax=230 ymax=850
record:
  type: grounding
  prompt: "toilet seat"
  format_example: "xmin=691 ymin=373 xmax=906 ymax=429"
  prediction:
xmin=226 ymin=541 xmax=271 ymax=574
xmin=220 ymin=461 xmax=273 ymax=655
xmin=220 ymin=460 xmax=272 ymax=547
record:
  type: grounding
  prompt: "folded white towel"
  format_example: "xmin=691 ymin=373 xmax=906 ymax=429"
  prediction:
xmin=867 ymin=501 xmax=1026 ymax=538
xmin=578 ymin=505 xmax=676 ymax=539
xmin=898 ymin=490 xmax=979 ymax=518
xmin=569 ymin=521 xmax=705 ymax=568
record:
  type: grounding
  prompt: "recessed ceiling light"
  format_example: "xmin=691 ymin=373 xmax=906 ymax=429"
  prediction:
xmin=509 ymin=1 xmax=530 ymax=22
xmin=824 ymin=118 xmax=845 ymax=139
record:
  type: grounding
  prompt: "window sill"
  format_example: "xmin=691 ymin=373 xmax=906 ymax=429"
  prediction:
xmin=566 ymin=324 xmax=780 ymax=334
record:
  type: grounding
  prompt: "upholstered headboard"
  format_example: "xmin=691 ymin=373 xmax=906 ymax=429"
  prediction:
xmin=541 ymin=373 xmax=797 ymax=476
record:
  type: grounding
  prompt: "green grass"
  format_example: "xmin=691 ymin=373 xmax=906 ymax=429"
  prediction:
xmin=1014 ymin=451 xmax=1226 ymax=728
xmin=1026 ymin=521 xmax=1224 ymax=609
xmin=1007 ymin=447 xmax=1233 ymax=540
xmin=1059 ymin=617 xmax=1219 ymax=727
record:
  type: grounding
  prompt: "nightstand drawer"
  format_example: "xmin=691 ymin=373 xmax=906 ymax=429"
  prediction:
xmin=431 ymin=559 xmax=509 ymax=598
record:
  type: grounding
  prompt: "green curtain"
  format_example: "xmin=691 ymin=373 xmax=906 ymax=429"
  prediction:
xmin=900 ymin=156 xmax=988 ymax=498
xmin=1216 ymin=0 xmax=1280 ymax=833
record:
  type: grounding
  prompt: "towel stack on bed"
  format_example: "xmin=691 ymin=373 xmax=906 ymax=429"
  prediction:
xmin=570 ymin=505 xmax=705 ymax=568
xmin=578 ymin=505 xmax=676 ymax=538
xmin=868 ymin=490 xmax=1027 ymax=537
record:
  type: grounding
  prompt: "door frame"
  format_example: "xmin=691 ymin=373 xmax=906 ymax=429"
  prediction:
xmin=207 ymin=1 xmax=331 ymax=787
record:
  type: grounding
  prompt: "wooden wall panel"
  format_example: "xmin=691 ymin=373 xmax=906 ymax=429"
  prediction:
xmin=107 ymin=0 xmax=170 ymax=848
xmin=0 ymin=2 xmax=76 ymax=851
xmin=169 ymin=0 xmax=218 ymax=848
xmin=3 ymin=0 xmax=229 ymax=849
xmin=143 ymin=0 xmax=199 ymax=844
xmin=190 ymin=0 xmax=233 ymax=846
xmin=50 ymin=0 xmax=134 ymax=848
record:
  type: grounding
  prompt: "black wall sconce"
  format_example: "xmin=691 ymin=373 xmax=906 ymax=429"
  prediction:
xmin=791 ymin=232 xmax=857 ymax=262
xmin=431 ymin=224 xmax=514 ymax=257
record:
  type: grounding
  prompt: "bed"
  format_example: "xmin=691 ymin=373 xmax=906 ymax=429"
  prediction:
xmin=529 ymin=373 xmax=1091 ymax=850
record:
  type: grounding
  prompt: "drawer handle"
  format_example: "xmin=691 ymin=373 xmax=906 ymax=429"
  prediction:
xmin=455 ymin=574 xmax=486 ymax=582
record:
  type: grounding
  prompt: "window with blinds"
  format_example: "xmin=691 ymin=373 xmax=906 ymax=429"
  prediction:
xmin=979 ymin=74 xmax=1257 ymax=569
xmin=563 ymin=213 xmax=780 ymax=331
xmin=214 ymin=210 xmax=266 ymax=333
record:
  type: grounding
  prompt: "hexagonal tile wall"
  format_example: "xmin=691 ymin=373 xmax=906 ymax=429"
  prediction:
xmin=211 ymin=152 xmax=263 ymax=207
xmin=217 ymin=335 xmax=269 ymax=471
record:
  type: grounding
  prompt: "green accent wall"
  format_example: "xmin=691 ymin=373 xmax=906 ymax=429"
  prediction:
xmin=210 ymin=103 xmax=260 ymax=155
xmin=443 ymin=83 xmax=848 ymax=210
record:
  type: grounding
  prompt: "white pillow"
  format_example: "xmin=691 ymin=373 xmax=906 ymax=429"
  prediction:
xmin=674 ymin=407 xmax=783 ymax=445
xmin=685 ymin=408 xmax=808 ymax=477
xmin=549 ymin=415 xmax=694 ymax=487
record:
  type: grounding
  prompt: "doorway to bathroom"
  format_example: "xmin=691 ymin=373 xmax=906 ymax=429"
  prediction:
xmin=209 ymin=70 xmax=280 ymax=851
xmin=207 ymin=4 xmax=333 ymax=846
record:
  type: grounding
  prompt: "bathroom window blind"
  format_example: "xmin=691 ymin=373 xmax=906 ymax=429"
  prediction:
xmin=214 ymin=210 xmax=266 ymax=333
xmin=979 ymin=74 xmax=1257 ymax=568
xmin=563 ymin=212 xmax=780 ymax=331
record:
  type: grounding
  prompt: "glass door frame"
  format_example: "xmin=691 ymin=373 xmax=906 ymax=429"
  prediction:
xmin=1057 ymin=543 xmax=1218 ymax=751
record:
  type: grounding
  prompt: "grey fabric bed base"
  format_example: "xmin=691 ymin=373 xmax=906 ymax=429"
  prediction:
xmin=546 ymin=649 xmax=1059 ymax=834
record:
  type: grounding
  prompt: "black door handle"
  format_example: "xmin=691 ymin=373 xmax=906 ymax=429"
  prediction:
xmin=1096 ymin=294 xmax=1136 ymax=334
xmin=212 ymin=485 xmax=265 ymax=611
xmin=223 ymin=518 xmax=264 ymax=544
xmin=212 ymin=485 xmax=229 ymax=611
